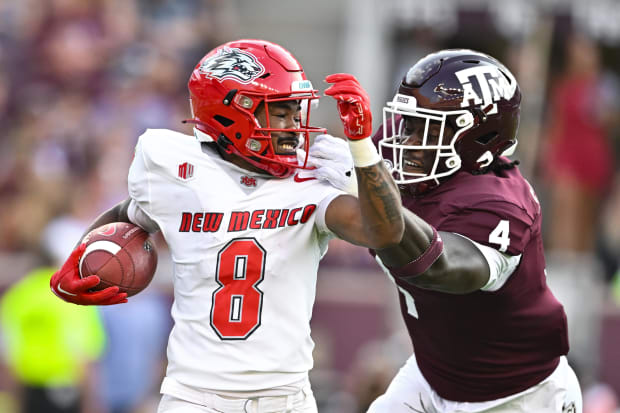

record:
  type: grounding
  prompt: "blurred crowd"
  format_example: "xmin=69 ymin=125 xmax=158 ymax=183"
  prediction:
xmin=0 ymin=0 xmax=238 ymax=254
xmin=0 ymin=1 xmax=619 ymax=412
xmin=0 ymin=1 xmax=234 ymax=412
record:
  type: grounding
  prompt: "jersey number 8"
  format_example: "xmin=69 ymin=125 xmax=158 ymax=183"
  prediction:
xmin=211 ymin=238 xmax=265 ymax=340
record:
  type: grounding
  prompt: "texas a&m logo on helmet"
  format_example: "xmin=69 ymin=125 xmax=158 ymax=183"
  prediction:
xmin=454 ymin=65 xmax=518 ymax=115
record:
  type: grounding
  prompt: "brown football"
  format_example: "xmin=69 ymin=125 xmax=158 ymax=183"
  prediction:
xmin=79 ymin=222 xmax=158 ymax=297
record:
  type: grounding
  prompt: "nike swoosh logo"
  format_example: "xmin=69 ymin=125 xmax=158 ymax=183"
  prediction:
xmin=56 ymin=283 xmax=77 ymax=296
xmin=293 ymin=173 xmax=316 ymax=183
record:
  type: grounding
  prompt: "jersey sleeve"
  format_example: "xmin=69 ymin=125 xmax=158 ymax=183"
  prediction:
xmin=128 ymin=133 xmax=152 ymax=208
xmin=438 ymin=201 xmax=535 ymax=256
xmin=127 ymin=199 xmax=160 ymax=233
xmin=312 ymin=186 xmax=346 ymax=260
xmin=452 ymin=233 xmax=522 ymax=291
xmin=314 ymin=191 xmax=344 ymax=235
xmin=127 ymin=130 xmax=167 ymax=231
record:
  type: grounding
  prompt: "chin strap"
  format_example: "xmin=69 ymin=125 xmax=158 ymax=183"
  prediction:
xmin=185 ymin=121 xmax=304 ymax=178
xmin=217 ymin=133 xmax=297 ymax=178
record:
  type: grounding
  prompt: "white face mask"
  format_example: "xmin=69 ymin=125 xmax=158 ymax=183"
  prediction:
xmin=380 ymin=94 xmax=468 ymax=186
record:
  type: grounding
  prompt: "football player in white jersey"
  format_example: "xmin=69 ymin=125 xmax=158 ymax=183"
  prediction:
xmin=49 ymin=39 xmax=404 ymax=413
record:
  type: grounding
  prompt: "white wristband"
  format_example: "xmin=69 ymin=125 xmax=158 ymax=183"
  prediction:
xmin=348 ymin=138 xmax=381 ymax=167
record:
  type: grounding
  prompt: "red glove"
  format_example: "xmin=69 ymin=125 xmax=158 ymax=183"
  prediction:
xmin=50 ymin=243 xmax=128 ymax=305
xmin=324 ymin=73 xmax=372 ymax=140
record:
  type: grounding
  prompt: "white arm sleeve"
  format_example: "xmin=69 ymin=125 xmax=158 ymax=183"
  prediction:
xmin=314 ymin=192 xmax=345 ymax=234
xmin=453 ymin=232 xmax=522 ymax=292
xmin=127 ymin=199 xmax=160 ymax=233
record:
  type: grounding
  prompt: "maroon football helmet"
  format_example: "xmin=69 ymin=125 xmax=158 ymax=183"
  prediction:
xmin=378 ymin=49 xmax=521 ymax=191
xmin=186 ymin=39 xmax=325 ymax=178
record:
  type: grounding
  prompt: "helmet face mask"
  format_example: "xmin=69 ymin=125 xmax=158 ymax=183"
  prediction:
xmin=187 ymin=40 xmax=324 ymax=178
xmin=379 ymin=49 xmax=521 ymax=193
xmin=229 ymin=94 xmax=309 ymax=171
xmin=381 ymin=94 xmax=472 ymax=186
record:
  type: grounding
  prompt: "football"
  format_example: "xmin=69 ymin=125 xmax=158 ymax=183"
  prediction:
xmin=79 ymin=222 xmax=158 ymax=297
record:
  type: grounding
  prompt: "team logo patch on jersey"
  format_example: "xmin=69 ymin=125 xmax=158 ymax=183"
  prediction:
xmin=199 ymin=47 xmax=265 ymax=83
xmin=178 ymin=162 xmax=195 ymax=180
xmin=240 ymin=175 xmax=257 ymax=187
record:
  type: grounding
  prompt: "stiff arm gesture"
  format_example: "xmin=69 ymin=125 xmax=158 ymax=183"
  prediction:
xmin=322 ymin=73 xmax=404 ymax=249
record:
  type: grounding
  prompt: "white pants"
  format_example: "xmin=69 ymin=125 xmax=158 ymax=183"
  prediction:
xmin=367 ymin=355 xmax=582 ymax=413
xmin=156 ymin=383 xmax=317 ymax=413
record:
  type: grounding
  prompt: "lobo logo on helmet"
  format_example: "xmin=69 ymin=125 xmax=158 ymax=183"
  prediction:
xmin=199 ymin=47 xmax=265 ymax=83
xmin=454 ymin=66 xmax=517 ymax=113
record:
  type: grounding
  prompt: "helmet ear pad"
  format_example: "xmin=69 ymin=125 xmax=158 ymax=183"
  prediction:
xmin=190 ymin=84 xmax=256 ymax=144
xmin=454 ymin=103 xmax=520 ymax=173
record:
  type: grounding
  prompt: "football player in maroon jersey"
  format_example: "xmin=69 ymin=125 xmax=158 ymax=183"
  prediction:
xmin=314 ymin=49 xmax=582 ymax=412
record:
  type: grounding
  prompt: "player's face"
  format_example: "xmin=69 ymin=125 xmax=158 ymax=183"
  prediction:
xmin=255 ymin=100 xmax=302 ymax=156
xmin=399 ymin=116 xmax=455 ymax=176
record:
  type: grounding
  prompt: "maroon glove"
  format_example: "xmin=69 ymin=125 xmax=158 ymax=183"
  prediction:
xmin=50 ymin=243 xmax=128 ymax=305
xmin=325 ymin=73 xmax=372 ymax=140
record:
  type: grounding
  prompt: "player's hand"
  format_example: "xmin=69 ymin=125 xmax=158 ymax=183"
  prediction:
xmin=298 ymin=134 xmax=357 ymax=195
xmin=324 ymin=73 xmax=372 ymax=140
xmin=50 ymin=243 xmax=128 ymax=306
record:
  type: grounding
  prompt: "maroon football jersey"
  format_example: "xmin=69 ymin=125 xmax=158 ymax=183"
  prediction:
xmin=386 ymin=163 xmax=569 ymax=402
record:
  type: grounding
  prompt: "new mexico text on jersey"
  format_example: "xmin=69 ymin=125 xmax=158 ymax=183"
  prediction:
xmin=178 ymin=205 xmax=318 ymax=233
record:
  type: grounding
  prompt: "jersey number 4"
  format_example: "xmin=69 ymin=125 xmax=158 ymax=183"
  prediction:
xmin=489 ymin=219 xmax=510 ymax=252
xmin=211 ymin=238 xmax=265 ymax=340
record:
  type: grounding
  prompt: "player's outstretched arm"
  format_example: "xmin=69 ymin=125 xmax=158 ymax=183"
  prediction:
xmin=323 ymin=74 xmax=404 ymax=250
xmin=376 ymin=209 xmax=491 ymax=294
xmin=50 ymin=198 xmax=133 ymax=305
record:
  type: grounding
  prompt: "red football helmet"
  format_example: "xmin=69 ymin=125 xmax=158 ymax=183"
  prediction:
xmin=186 ymin=39 xmax=325 ymax=177
xmin=378 ymin=49 xmax=521 ymax=191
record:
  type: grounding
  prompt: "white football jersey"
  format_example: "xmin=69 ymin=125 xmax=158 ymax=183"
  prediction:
xmin=127 ymin=129 xmax=344 ymax=392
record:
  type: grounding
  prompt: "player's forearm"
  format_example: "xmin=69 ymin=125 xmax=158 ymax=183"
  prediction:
xmin=323 ymin=73 xmax=403 ymax=247
xmin=355 ymin=162 xmax=404 ymax=248
xmin=76 ymin=198 xmax=132 ymax=245
xmin=377 ymin=211 xmax=490 ymax=294
xmin=376 ymin=209 xmax=434 ymax=267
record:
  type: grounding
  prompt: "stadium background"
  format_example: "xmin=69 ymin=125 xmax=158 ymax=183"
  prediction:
xmin=0 ymin=0 xmax=619 ymax=412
